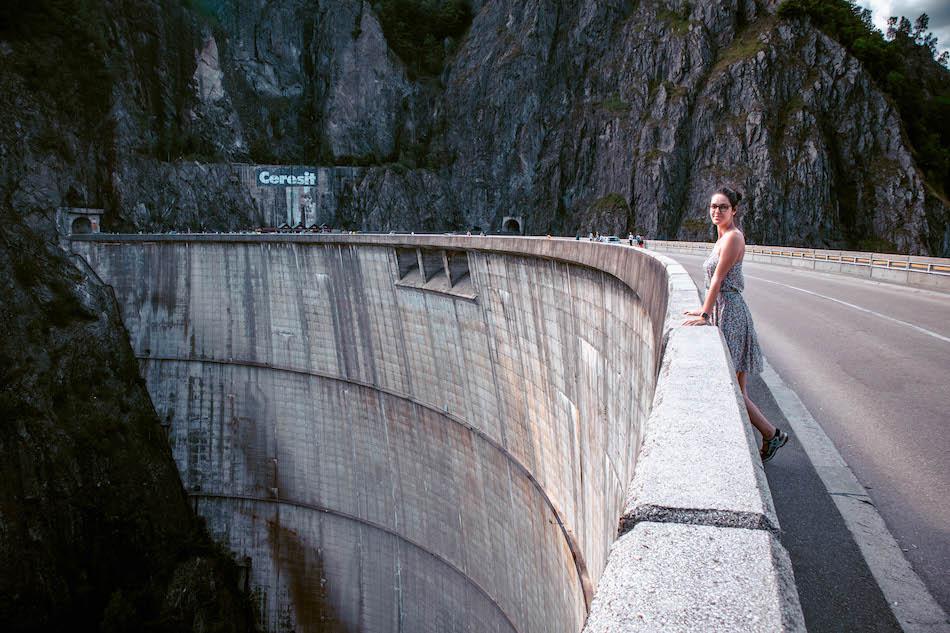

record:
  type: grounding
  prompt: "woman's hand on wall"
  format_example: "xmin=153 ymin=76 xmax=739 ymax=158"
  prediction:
xmin=682 ymin=309 xmax=709 ymax=326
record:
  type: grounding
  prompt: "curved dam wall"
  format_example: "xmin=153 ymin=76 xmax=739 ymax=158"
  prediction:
xmin=71 ymin=235 xmax=666 ymax=633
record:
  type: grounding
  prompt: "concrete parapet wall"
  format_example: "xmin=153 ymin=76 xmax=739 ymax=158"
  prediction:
xmin=582 ymin=246 xmax=804 ymax=633
xmin=621 ymin=327 xmax=778 ymax=533
xmin=649 ymin=239 xmax=950 ymax=293
xmin=71 ymin=234 xmax=803 ymax=632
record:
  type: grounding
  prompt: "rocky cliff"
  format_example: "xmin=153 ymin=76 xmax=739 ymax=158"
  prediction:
xmin=0 ymin=0 xmax=947 ymax=250
xmin=0 ymin=206 xmax=264 ymax=631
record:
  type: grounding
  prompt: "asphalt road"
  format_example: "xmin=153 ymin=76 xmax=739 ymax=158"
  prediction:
xmin=670 ymin=252 xmax=950 ymax=629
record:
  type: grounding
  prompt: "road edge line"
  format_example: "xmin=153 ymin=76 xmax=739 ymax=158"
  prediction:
xmin=760 ymin=359 xmax=950 ymax=633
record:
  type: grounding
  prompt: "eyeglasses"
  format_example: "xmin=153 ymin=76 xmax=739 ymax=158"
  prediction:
xmin=709 ymin=204 xmax=732 ymax=211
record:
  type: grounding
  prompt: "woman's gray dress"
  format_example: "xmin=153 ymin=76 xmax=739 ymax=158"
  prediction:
xmin=704 ymin=249 xmax=763 ymax=374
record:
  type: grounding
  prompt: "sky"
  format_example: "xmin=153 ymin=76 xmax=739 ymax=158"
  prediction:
xmin=855 ymin=0 xmax=950 ymax=58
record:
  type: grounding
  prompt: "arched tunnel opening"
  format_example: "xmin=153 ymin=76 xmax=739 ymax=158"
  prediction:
xmin=71 ymin=216 xmax=93 ymax=234
xmin=502 ymin=218 xmax=522 ymax=234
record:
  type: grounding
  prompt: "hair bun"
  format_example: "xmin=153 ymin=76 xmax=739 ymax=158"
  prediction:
xmin=715 ymin=185 xmax=743 ymax=207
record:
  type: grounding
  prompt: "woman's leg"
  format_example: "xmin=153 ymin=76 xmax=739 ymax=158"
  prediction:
xmin=737 ymin=371 xmax=777 ymax=441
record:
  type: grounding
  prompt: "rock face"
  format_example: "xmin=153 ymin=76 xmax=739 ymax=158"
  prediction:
xmin=435 ymin=0 xmax=943 ymax=253
xmin=0 ymin=208 xmax=260 ymax=632
xmin=0 ymin=0 xmax=946 ymax=252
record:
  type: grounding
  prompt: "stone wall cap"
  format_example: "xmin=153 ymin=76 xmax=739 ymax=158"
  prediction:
xmin=583 ymin=522 xmax=805 ymax=633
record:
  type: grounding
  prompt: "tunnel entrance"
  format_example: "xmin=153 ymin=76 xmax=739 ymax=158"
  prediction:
xmin=71 ymin=217 xmax=93 ymax=234
xmin=57 ymin=207 xmax=103 ymax=237
xmin=502 ymin=216 xmax=523 ymax=234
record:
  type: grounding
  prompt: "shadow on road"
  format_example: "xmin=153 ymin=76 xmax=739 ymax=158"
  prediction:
xmin=749 ymin=373 xmax=901 ymax=632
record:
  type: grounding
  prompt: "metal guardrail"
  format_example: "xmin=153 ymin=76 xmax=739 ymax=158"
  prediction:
xmin=650 ymin=240 xmax=950 ymax=276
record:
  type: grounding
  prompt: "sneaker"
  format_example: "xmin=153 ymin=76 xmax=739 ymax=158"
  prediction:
xmin=761 ymin=428 xmax=789 ymax=463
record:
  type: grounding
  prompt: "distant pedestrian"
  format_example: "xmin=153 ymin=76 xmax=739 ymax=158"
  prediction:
xmin=628 ymin=232 xmax=634 ymax=246
xmin=683 ymin=186 xmax=788 ymax=462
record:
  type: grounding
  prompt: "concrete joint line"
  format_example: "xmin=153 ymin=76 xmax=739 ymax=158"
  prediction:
xmin=619 ymin=505 xmax=779 ymax=537
xmin=760 ymin=360 xmax=950 ymax=633
xmin=144 ymin=354 xmax=592 ymax=610
xmin=188 ymin=492 xmax=521 ymax=633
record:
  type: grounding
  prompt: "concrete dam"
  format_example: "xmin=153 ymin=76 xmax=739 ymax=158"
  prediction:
xmin=70 ymin=234 xmax=802 ymax=632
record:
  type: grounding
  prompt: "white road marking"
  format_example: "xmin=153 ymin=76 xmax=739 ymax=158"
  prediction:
xmin=760 ymin=359 xmax=950 ymax=632
xmin=747 ymin=275 xmax=950 ymax=344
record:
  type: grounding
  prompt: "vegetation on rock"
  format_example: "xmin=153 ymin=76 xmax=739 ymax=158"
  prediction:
xmin=373 ymin=0 xmax=473 ymax=78
xmin=778 ymin=0 xmax=950 ymax=199
xmin=712 ymin=16 xmax=776 ymax=74
xmin=600 ymin=93 xmax=631 ymax=114
xmin=579 ymin=193 xmax=633 ymax=235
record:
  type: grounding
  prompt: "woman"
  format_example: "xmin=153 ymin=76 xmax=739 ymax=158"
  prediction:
xmin=683 ymin=186 xmax=789 ymax=462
